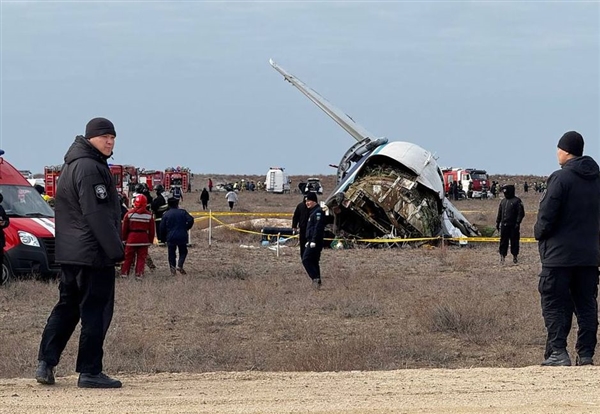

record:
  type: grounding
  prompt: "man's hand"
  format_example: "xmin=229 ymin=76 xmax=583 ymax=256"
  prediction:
xmin=496 ymin=224 xmax=500 ymax=231
xmin=309 ymin=242 xmax=316 ymax=248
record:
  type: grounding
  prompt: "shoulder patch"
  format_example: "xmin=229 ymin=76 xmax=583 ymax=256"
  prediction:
xmin=315 ymin=212 xmax=321 ymax=220
xmin=94 ymin=184 xmax=108 ymax=200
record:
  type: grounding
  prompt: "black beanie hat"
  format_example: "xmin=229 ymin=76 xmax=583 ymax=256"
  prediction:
xmin=305 ymin=192 xmax=318 ymax=202
xmin=557 ymin=131 xmax=584 ymax=157
xmin=85 ymin=117 xmax=116 ymax=139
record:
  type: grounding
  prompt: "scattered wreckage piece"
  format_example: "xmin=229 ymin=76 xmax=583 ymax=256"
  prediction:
xmin=270 ymin=59 xmax=480 ymax=243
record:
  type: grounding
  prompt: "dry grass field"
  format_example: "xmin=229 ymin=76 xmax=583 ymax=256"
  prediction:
xmin=2 ymin=173 xmax=599 ymax=413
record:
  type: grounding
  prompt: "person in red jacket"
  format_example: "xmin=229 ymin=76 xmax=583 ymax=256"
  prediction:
xmin=120 ymin=194 xmax=155 ymax=280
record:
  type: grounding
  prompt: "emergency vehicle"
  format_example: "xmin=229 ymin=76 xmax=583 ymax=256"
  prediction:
xmin=1 ymin=151 xmax=59 ymax=284
xmin=109 ymin=164 xmax=138 ymax=195
xmin=44 ymin=165 xmax=62 ymax=198
xmin=164 ymin=167 xmax=190 ymax=196
xmin=265 ymin=167 xmax=291 ymax=193
xmin=138 ymin=169 xmax=164 ymax=191
xmin=442 ymin=167 xmax=490 ymax=199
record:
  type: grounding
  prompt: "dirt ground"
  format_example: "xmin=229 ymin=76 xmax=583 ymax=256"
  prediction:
xmin=2 ymin=367 xmax=600 ymax=414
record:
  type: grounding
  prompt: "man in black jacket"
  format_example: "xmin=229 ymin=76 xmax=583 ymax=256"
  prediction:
xmin=302 ymin=192 xmax=326 ymax=288
xmin=496 ymin=184 xmax=525 ymax=263
xmin=535 ymin=131 xmax=600 ymax=367
xmin=36 ymin=118 xmax=125 ymax=388
xmin=292 ymin=195 xmax=309 ymax=258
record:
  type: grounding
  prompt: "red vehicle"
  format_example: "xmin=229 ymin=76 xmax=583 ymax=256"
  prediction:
xmin=164 ymin=167 xmax=190 ymax=195
xmin=138 ymin=169 xmax=164 ymax=192
xmin=109 ymin=164 xmax=138 ymax=195
xmin=2 ymin=152 xmax=59 ymax=284
xmin=442 ymin=167 xmax=489 ymax=199
xmin=44 ymin=165 xmax=62 ymax=198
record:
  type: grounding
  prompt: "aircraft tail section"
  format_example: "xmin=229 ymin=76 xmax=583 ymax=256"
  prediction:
xmin=269 ymin=59 xmax=379 ymax=143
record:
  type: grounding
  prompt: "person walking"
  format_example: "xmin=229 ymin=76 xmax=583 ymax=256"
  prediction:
xmin=534 ymin=131 xmax=600 ymax=367
xmin=208 ymin=178 xmax=213 ymax=192
xmin=302 ymin=192 xmax=326 ymax=289
xmin=0 ymin=194 xmax=10 ymax=285
xmin=225 ymin=189 xmax=238 ymax=211
xmin=200 ymin=187 xmax=210 ymax=211
xmin=495 ymin=184 xmax=525 ymax=264
xmin=160 ymin=197 xmax=194 ymax=275
xmin=120 ymin=194 xmax=155 ymax=280
xmin=35 ymin=117 xmax=124 ymax=388
xmin=292 ymin=195 xmax=309 ymax=258
xmin=150 ymin=184 xmax=168 ymax=246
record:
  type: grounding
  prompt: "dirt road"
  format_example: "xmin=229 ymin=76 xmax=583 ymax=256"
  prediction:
xmin=1 ymin=367 xmax=599 ymax=414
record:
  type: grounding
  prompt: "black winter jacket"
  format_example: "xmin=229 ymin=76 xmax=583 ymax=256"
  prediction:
xmin=55 ymin=136 xmax=124 ymax=266
xmin=160 ymin=207 xmax=194 ymax=245
xmin=496 ymin=185 xmax=525 ymax=228
xmin=534 ymin=156 xmax=600 ymax=267
xmin=305 ymin=205 xmax=326 ymax=247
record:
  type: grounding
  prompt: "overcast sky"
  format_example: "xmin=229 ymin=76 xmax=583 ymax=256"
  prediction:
xmin=1 ymin=1 xmax=598 ymax=178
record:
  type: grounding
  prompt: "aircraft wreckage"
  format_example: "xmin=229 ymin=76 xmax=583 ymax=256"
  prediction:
xmin=270 ymin=59 xmax=480 ymax=242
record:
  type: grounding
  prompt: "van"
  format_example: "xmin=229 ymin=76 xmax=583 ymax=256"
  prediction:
xmin=265 ymin=167 xmax=290 ymax=194
xmin=0 ymin=152 xmax=58 ymax=284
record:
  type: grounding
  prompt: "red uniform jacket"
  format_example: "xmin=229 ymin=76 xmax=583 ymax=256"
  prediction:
xmin=122 ymin=206 xmax=155 ymax=246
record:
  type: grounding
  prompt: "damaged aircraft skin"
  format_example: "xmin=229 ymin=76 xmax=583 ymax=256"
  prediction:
xmin=270 ymin=59 xmax=479 ymax=241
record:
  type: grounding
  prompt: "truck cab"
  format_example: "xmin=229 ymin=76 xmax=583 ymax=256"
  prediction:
xmin=1 ymin=153 xmax=58 ymax=284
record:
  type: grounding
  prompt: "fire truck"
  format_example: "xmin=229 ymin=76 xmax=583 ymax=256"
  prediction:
xmin=138 ymin=169 xmax=164 ymax=192
xmin=442 ymin=167 xmax=490 ymax=199
xmin=45 ymin=164 xmax=138 ymax=197
xmin=108 ymin=164 xmax=138 ymax=194
xmin=164 ymin=167 xmax=190 ymax=196
xmin=44 ymin=165 xmax=62 ymax=198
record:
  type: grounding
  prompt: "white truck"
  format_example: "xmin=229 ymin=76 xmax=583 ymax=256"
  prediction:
xmin=265 ymin=167 xmax=290 ymax=193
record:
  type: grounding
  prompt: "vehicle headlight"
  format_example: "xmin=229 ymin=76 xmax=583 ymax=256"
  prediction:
xmin=18 ymin=231 xmax=40 ymax=247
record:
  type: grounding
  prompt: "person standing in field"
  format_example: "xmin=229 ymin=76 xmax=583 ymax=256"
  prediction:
xmin=120 ymin=194 xmax=155 ymax=280
xmin=302 ymin=192 xmax=326 ymax=289
xmin=535 ymin=131 xmax=600 ymax=367
xmin=160 ymin=197 xmax=194 ymax=275
xmin=495 ymin=184 xmax=525 ymax=264
xmin=292 ymin=195 xmax=309 ymax=258
xmin=200 ymin=187 xmax=210 ymax=211
xmin=36 ymin=117 xmax=124 ymax=388
xmin=225 ymin=189 xmax=238 ymax=211
xmin=208 ymin=177 xmax=213 ymax=192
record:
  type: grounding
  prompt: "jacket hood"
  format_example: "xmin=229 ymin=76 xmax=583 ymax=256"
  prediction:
xmin=563 ymin=156 xmax=600 ymax=180
xmin=501 ymin=184 xmax=515 ymax=199
xmin=64 ymin=135 xmax=111 ymax=165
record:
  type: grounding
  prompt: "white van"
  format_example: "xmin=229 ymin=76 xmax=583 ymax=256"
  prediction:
xmin=265 ymin=167 xmax=290 ymax=193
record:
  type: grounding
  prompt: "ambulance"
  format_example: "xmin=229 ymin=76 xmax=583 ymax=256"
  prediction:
xmin=1 ymin=152 xmax=58 ymax=284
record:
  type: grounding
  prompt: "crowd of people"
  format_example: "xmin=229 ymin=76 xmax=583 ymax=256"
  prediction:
xmin=30 ymin=117 xmax=600 ymax=389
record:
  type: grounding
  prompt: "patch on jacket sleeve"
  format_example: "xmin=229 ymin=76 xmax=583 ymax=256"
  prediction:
xmin=94 ymin=184 xmax=108 ymax=202
xmin=316 ymin=212 xmax=321 ymax=220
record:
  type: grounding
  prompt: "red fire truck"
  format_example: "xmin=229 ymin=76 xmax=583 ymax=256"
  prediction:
xmin=138 ymin=169 xmax=164 ymax=192
xmin=164 ymin=167 xmax=190 ymax=195
xmin=108 ymin=164 xmax=138 ymax=194
xmin=442 ymin=167 xmax=489 ymax=199
xmin=44 ymin=165 xmax=62 ymax=198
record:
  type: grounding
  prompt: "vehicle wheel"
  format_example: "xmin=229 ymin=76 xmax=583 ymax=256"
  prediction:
xmin=1 ymin=259 xmax=13 ymax=286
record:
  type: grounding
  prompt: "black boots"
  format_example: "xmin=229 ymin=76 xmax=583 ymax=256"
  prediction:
xmin=78 ymin=372 xmax=122 ymax=388
xmin=541 ymin=350 xmax=572 ymax=366
xmin=35 ymin=361 xmax=55 ymax=385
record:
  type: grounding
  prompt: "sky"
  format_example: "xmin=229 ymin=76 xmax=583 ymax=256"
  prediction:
xmin=1 ymin=1 xmax=598 ymax=178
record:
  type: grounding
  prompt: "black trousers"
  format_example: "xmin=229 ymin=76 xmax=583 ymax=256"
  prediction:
xmin=539 ymin=266 xmax=599 ymax=359
xmin=499 ymin=224 xmax=520 ymax=257
xmin=298 ymin=230 xmax=307 ymax=259
xmin=302 ymin=245 xmax=322 ymax=280
xmin=168 ymin=243 xmax=188 ymax=269
xmin=38 ymin=264 xmax=116 ymax=374
xmin=155 ymin=219 xmax=164 ymax=243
